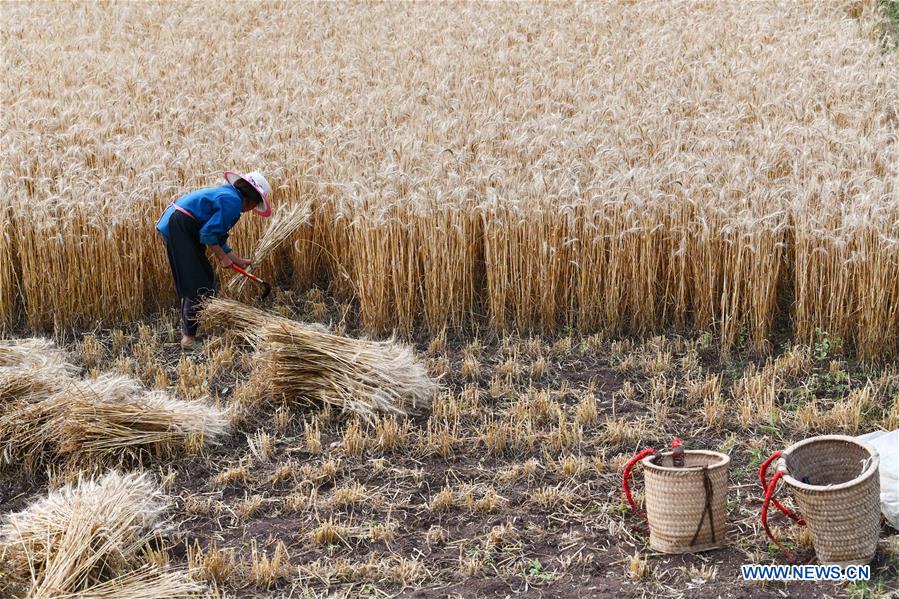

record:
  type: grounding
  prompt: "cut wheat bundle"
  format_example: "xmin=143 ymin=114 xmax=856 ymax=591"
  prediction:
xmin=201 ymin=297 xmax=435 ymax=420
xmin=262 ymin=319 xmax=435 ymax=420
xmin=0 ymin=391 xmax=61 ymax=470
xmin=200 ymin=296 xmax=277 ymax=346
xmin=227 ymin=202 xmax=310 ymax=296
xmin=0 ymin=338 xmax=77 ymax=385
xmin=0 ymin=339 xmax=78 ymax=428
xmin=0 ymin=471 xmax=207 ymax=598
xmin=55 ymin=566 xmax=209 ymax=599
xmin=59 ymin=375 xmax=230 ymax=461
xmin=0 ymin=365 xmax=70 ymax=408
xmin=0 ymin=374 xmax=230 ymax=469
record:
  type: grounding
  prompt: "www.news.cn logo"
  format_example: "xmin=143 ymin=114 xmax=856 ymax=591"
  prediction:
xmin=741 ymin=564 xmax=870 ymax=582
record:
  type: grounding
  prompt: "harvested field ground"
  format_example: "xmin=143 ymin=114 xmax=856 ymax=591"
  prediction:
xmin=1 ymin=291 xmax=898 ymax=597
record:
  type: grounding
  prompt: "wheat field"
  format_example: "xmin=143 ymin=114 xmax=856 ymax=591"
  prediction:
xmin=1 ymin=1 xmax=896 ymax=357
xmin=2 ymin=2 xmax=899 ymax=596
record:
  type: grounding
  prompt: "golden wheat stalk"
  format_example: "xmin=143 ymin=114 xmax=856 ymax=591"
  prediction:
xmin=59 ymin=376 xmax=230 ymax=459
xmin=0 ymin=206 xmax=16 ymax=332
xmin=0 ymin=471 xmax=206 ymax=598
xmin=201 ymin=297 xmax=435 ymax=420
xmin=0 ymin=337 xmax=73 ymax=372
xmin=55 ymin=566 xmax=210 ymax=599
xmin=1 ymin=372 xmax=229 ymax=470
xmin=0 ymin=339 xmax=76 ymax=411
xmin=2 ymin=3 xmax=897 ymax=357
xmin=227 ymin=202 xmax=310 ymax=295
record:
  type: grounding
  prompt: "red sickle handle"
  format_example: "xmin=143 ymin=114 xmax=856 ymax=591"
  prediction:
xmin=230 ymin=263 xmax=263 ymax=283
xmin=230 ymin=263 xmax=272 ymax=299
xmin=759 ymin=451 xmax=805 ymax=525
xmin=622 ymin=448 xmax=655 ymax=519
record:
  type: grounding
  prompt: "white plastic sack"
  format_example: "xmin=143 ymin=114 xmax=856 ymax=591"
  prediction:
xmin=858 ymin=430 xmax=899 ymax=529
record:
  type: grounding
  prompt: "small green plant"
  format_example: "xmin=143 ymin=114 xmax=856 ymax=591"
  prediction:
xmin=724 ymin=359 xmax=745 ymax=381
xmin=608 ymin=501 xmax=632 ymax=517
xmin=766 ymin=541 xmax=788 ymax=559
xmin=527 ymin=558 xmax=557 ymax=582
xmin=360 ymin=584 xmax=389 ymax=598
xmin=821 ymin=368 xmax=850 ymax=395
xmin=813 ymin=328 xmax=843 ymax=361
xmin=847 ymin=577 xmax=885 ymax=599
xmin=878 ymin=0 xmax=899 ymax=51
xmin=757 ymin=423 xmax=784 ymax=440
xmin=814 ymin=328 xmax=830 ymax=360
xmin=717 ymin=434 xmax=738 ymax=455
xmin=747 ymin=445 xmax=768 ymax=471
xmin=736 ymin=324 xmax=749 ymax=352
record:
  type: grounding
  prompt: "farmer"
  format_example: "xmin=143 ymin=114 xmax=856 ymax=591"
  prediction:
xmin=156 ymin=171 xmax=272 ymax=349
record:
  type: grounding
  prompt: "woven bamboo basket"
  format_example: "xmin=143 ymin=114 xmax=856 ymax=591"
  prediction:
xmin=641 ymin=450 xmax=730 ymax=553
xmin=778 ymin=435 xmax=880 ymax=566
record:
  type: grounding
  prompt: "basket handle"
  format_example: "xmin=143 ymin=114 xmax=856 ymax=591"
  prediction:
xmin=758 ymin=451 xmax=805 ymax=525
xmin=761 ymin=469 xmax=798 ymax=563
xmin=622 ymin=448 xmax=655 ymax=520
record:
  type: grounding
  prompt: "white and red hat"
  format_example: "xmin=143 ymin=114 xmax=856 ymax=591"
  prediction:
xmin=224 ymin=170 xmax=272 ymax=217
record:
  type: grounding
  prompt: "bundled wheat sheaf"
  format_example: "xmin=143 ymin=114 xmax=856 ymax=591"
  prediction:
xmin=202 ymin=297 xmax=435 ymax=419
xmin=0 ymin=471 xmax=207 ymax=598
xmin=0 ymin=339 xmax=229 ymax=469
xmin=0 ymin=338 xmax=78 ymax=403
xmin=2 ymin=2 xmax=897 ymax=357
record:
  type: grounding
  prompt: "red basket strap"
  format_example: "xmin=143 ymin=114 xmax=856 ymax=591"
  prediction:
xmin=761 ymin=470 xmax=797 ymax=563
xmin=622 ymin=448 xmax=655 ymax=520
xmin=759 ymin=450 xmax=805 ymax=525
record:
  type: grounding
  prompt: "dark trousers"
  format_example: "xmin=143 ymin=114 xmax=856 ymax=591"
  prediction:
xmin=163 ymin=211 xmax=217 ymax=337
xmin=179 ymin=297 xmax=204 ymax=338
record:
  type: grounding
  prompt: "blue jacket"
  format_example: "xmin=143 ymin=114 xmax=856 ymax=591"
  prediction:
xmin=156 ymin=184 xmax=243 ymax=253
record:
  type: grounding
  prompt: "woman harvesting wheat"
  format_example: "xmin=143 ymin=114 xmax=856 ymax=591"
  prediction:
xmin=156 ymin=171 xmax=272 ymax=349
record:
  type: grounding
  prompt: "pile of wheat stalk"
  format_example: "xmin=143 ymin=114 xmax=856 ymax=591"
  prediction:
xmin=2 ymin=2 xmax=897 ymax=357
xmin=0 ymin=339 xmax=229 ymax=470
xmin=0 ymin=338 xmax=77 ymax=400
xmin=0 ymin=471 xmax=207 ymax=598
xmin=202 ymin=297 xmax=435 ymax=419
